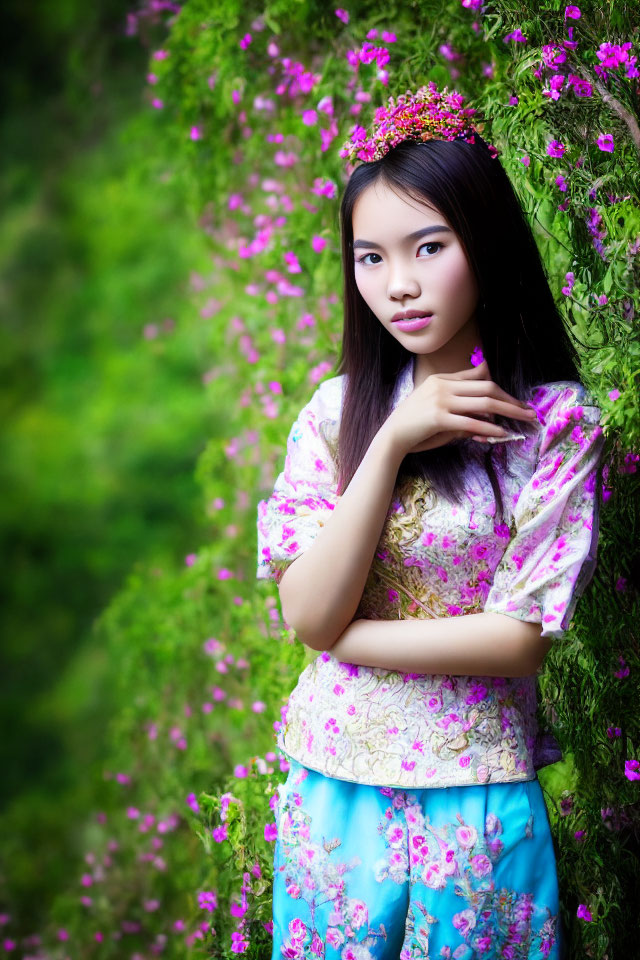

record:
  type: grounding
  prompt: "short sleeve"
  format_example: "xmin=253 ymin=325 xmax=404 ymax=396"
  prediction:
xmin=256 ymin=377 xmax=342 ymax=585
xmin=484 ymin=381 xmax=605 ymax=639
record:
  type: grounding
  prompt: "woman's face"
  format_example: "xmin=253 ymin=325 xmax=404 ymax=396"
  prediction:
xmin=351 ymin=179 xmax=481 ymax=381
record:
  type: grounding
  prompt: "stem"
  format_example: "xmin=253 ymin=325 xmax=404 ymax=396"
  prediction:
xmin=577 ymin=65 xmax=640 ymax=156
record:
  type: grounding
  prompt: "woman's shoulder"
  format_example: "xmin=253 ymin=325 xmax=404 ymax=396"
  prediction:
xmin=523 ymin=379 xmax=600 ymax=420
xmin=305 ymin=373 xmax=346 ymax=421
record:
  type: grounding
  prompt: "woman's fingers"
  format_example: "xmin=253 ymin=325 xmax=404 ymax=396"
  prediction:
xmin=448 ymin=394 xmax=537 ymax=421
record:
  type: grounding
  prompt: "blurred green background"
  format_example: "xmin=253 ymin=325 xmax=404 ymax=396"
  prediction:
xmin=0 ymin=0 xmax=213 ymax=914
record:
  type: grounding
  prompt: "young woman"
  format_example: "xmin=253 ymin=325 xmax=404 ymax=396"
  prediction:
xmin=256 ymin=86 xmax=604 ymax=960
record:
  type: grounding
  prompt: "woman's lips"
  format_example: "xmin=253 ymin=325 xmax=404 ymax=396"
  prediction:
xmin=392 ymin=315 xmax=433 ymax=332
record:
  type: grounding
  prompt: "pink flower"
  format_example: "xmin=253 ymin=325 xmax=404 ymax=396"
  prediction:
xmin=312 ymin=235 xmax=327 ymax=253
xmin=597 ymin=133 xmax=614 ymax=153
xmin=624 ymin=759 xmax=640 ymax=781
xmin=334 ymin=8 xmax=349 ymax=24
xmin=608 ymin=389 xmax=620 ymax=401
xmin=564 ymin=5 xmax=581 ymax=17
xmin=577 ymin=904 xmax=593 ymax=921
xmin=264 ymin=822 xmax=278 ymax=841
xmin=470 ymin=345 xmax=484 ymax=366
xmin=547 ymin=140 xmax=566 ymax=158
xmin=520 ymin=155 xmax=530 ymax=167
xmin=504 ymin=28 xmax=527 ymax=43
xmin=568 ymin=75 xmax=593 ymax=97
xmin=212 ymin=824 xmax=228 ymax=842
xmin=190 ymin=126 xmax=202 ymax=141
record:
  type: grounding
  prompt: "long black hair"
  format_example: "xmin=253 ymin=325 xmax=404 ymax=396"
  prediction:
xmin=335 ymin=136 xmax=579 ymax=505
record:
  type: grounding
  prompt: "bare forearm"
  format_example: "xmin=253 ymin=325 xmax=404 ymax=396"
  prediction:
xmin=328 ymin=612 xmax=551 ymax=677
xmin=278 ymin=426 xmax=404 ymax=650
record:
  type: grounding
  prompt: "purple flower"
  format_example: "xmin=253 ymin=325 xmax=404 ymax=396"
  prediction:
xmin=555 ymin=175 xmax=568 ymax=193
xmin=561 ymin=272 xmax=574 ymax=296
xmin=504 ymin=28 xmax=527 ymax=43
xmin=614 ymin=655 xmax=629 ymax=678
xmin=608 ymin=389 xmax=620 ymax=401
xmin=597 ymin=133 xmax=615 ymax=153
xmin=264 ymin=822 xmax=278 ymax=841
xmin=564 ymin=5 xmax=581 ymax=18
xmin=625 ymin=759 xmax=640 ymax=781
xmin=568 ymin=74 xmax=592 ymax=96
xmin=577 ymin=904 xmax=593 ymax=921
xmin=543 ymin=74 xmax=565 ymax=101
xmin=559 ymin=795 xmax=573 ymax=815
xmin=212 ymin=824 xmax=228 ymax=842
xmin=439 ymin=43 xmax=460 ymax=62
xmin=334 ymin=8 xmax=349 ymax=24
xmin=198 ymin=890 xmax=218 ymax=912
xmin=547 ymin=140 xmax=566 ymax=158
xmin=470 ymin=345 xmax=484 ymax=367
xmin=520 ymin=155 xmax=530 ymax=167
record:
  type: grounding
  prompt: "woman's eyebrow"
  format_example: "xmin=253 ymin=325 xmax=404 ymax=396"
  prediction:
xmin=353 ymin=224 xmax=452 ymax=251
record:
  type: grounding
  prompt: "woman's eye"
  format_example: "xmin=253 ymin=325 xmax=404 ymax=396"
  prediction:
xmin=420 ymin=241 xmax=442 ymax=256
xmin=356 ymin=242 xmax=442 ymax=266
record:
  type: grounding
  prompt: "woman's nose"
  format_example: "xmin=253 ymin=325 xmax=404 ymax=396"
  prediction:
xmin=386 ymin=261 xmax=421 ymax=300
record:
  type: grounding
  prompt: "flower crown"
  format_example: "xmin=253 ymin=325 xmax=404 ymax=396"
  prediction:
xmin=339 ymin=82 xmax=498 ymax=165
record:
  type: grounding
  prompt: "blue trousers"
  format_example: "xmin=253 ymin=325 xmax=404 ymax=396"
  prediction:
xmin=271 ymin=758 xmax=563 ymax=959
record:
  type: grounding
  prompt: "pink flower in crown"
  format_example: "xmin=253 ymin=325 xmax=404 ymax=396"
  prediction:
xmin=339 ymin=82 xmax=498 ymax=165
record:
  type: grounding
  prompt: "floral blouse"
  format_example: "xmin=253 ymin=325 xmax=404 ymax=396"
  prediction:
xmin=256 ymin=355 xmax=604 ymax=789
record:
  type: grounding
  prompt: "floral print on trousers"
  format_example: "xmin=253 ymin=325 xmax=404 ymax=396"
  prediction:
xmin=271 ymin=758 xmax=562 ymax=959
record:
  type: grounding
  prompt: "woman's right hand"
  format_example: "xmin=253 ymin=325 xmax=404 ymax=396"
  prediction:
xmin=382 ymin=359 xmax=538 ymax=456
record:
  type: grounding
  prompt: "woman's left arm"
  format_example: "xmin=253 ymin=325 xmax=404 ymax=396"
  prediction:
xmin=329 ymin=382 xmax=605 ymax=679
xmin=328 ymin=613 xmax=550 ymax=677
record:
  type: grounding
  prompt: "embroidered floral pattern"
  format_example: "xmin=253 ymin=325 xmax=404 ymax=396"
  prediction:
xmin=272 ymin=763 xmax=560 ymax=959
xmin=373 ymin=790 xmax=558 ymax=958
xmin=257 ymin=358 xmax=604 ymax=789
xmin=274 ymin=768 xmax=389 ymax=959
